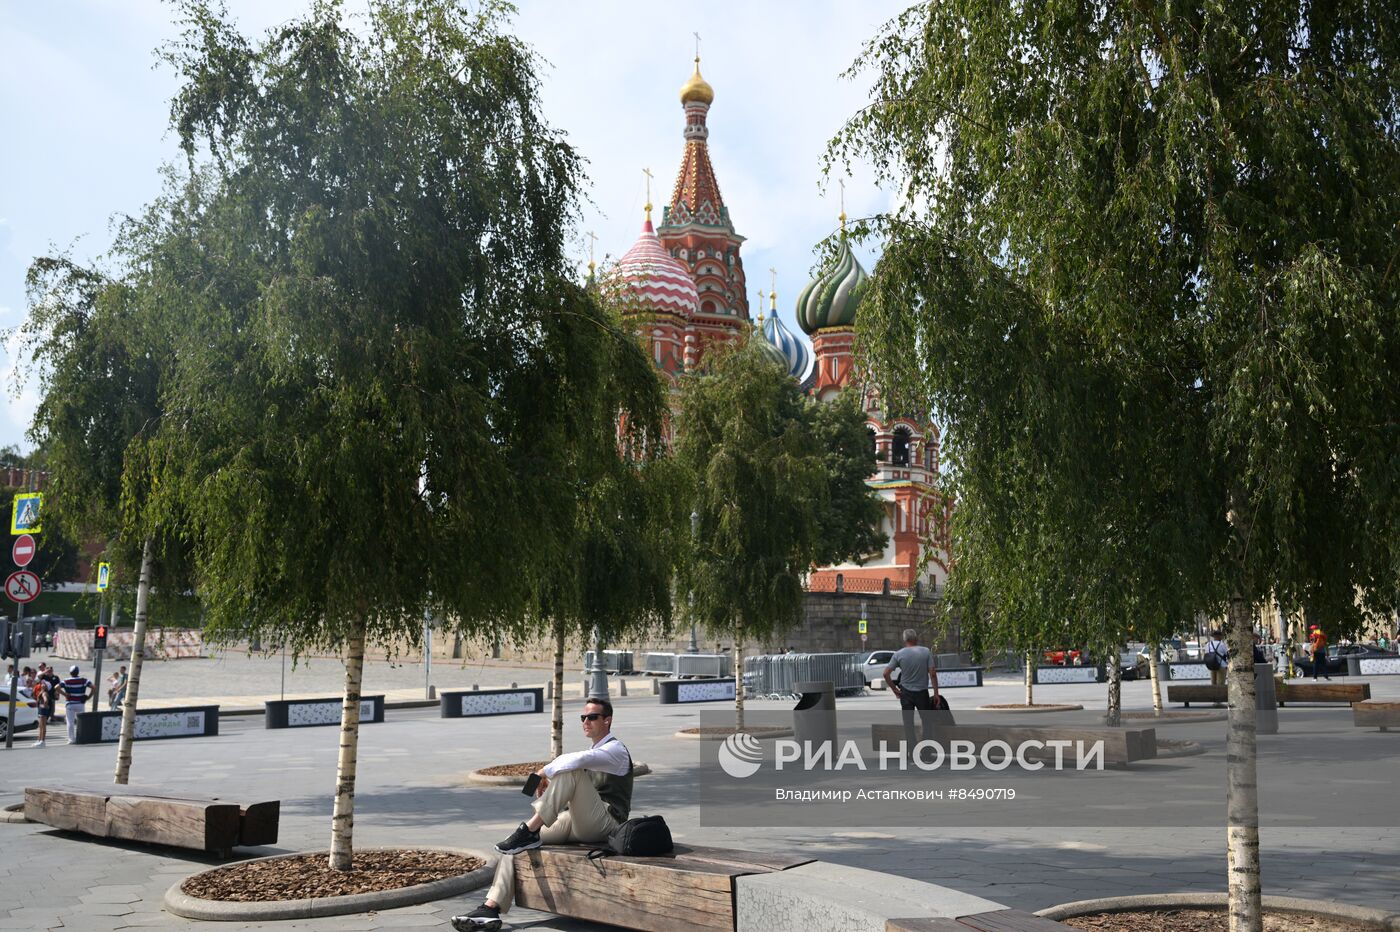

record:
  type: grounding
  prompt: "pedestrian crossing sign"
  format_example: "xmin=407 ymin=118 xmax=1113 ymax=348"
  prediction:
xmin=858 ymin=619 xmax=868 ymax=635
xmin=97 ymin=562 xmax=111 ymax=591
xmin=10 ymin=492 xmax=41 ymax=535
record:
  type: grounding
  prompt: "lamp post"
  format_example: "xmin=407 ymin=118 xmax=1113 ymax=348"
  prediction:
xmin=687 ymin=509 xmax=700 ymax=654
xmin=587 ymin=627 xmax=609 ymax=699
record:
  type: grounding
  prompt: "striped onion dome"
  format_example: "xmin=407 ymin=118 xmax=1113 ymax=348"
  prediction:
xmin=612 ymin=218 xmax=698 ymax=318
xmin=760 ymin=312 xmax=812 ymax=380
xmin=795 ymin=237 xmax=868 ymax=335
xmin=750 ymin=328 xmax=790 ymax=370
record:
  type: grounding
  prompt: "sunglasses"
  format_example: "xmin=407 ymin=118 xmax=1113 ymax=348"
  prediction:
xmin=579 ymin=712 xmax=607 ymax=722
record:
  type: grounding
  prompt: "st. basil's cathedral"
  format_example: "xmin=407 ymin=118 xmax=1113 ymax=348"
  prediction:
xmin=605 ymin=57 xmax=951 ymax=596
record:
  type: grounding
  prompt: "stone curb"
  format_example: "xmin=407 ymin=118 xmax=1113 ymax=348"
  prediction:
xmin=163 ymin=846 xmax=495 ymax=921
xmin=1 ymin=803 xmax=30 ymax=824
xmin=465 ymin=762 xmax=652 ymax=786
xmin=673 ymin=728 xmax=795 ymax=740
xmin=1114 ymin=711 xmax=1228 ymax=724
xmin=974 ymin=704 xmax=1083 ymax=713
xmin=1036 ymin=893 xmax=1400 ymax=929
xmin=1152 ymin=739 xmax=1204 ymax=759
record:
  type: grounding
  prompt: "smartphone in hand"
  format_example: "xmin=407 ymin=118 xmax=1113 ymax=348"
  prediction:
xmin=522 ymin=773 xmax=542 ymax=797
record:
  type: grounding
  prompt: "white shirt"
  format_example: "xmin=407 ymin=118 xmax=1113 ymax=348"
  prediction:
xmin=542 ymin=733 xmax=631 ymax=778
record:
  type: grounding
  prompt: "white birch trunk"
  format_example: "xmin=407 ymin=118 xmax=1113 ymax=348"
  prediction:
xmin=328 ymin=625 xmax=366 ymax=871
xmin=1226 ymin=595 xmax=1262 ymax=932
xmin=1024 ymin=652 xmax=1034 ymax=706
xmin=551 ymin=623 xmax=565 ymax=759
xmin=734 ymin=637 xmax=745 ymax=733
xmin=1150 ymin=643 xmax=1164 ymax=713
xmin=1105 ymin=647 xmax=1122 ymax=726
xmin=113 ymin=538 xmax=153 ymax=785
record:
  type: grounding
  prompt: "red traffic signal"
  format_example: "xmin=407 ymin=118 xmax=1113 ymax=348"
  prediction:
xmin=93 ymin=624 xmax=108 ymax=649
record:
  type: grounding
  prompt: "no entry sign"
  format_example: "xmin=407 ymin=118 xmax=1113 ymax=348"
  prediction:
xmin=5 ymin=570 xmax=40 ymax=604
xmin=12 ymin=534 xmax=35 ymax=567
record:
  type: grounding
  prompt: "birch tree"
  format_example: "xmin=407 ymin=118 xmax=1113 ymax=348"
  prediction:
xmin=20 ymin=214 xmax=197 ymax=785
xmin=676 ymin=337 xmax=883 ymax=730
xmin=834 ymin=3 xmax=1400 ymax=927
xmin=146 ymin=0 xmax=622 ymax=870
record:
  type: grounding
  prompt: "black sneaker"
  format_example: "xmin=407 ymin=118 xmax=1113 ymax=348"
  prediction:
xmin=494 ymin=821 xmax=542 ymax=854
xmin=450 ymin=904 xmax=501 ymax=930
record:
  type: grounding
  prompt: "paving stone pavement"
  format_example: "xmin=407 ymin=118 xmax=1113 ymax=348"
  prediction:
xmin=1 ymin=657 xmax=1397 ymax=930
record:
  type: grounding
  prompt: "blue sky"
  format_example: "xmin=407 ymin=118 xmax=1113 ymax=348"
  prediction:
xmin=0 ymin=0 xmax=907 ymax=452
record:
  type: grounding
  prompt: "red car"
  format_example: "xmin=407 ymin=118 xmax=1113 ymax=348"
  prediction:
xmin=1042 ymin=648 xmax=1084 ymax=666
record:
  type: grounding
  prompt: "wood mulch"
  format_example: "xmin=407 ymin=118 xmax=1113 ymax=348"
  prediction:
xmin=474 ymin=761 xmax=550 ymax=777
xmin=1063 ymin=909 xmax=1374 ymax=931
xmin=181 ymin=850 xmax=483 ymax=902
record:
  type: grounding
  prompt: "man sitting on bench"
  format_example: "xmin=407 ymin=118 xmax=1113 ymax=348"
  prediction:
xmin=452 ymin=697 xmax=633 ymax=931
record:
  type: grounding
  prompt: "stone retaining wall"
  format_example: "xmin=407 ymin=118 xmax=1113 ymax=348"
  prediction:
xmin=52 ymin=628 xmax=205 ymax=662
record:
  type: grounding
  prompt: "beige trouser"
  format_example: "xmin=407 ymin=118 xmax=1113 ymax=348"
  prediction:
xmin=485 ymin=769 xmax=620 ymax=914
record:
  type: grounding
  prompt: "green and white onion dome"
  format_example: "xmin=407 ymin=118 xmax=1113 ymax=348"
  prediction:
xmin=760 ymin=313 xmax=812 ymax=380
xmin=795 ymin=238 xmax=868 ymax=335
xmin=751 ymin=327 xmax=791 ymax=370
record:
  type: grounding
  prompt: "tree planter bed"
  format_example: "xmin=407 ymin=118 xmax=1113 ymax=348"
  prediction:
xmin=164 ymin=847 xmax=492 ymax=921
xmin=1039 ymin=894 xmax=1399 ymax=931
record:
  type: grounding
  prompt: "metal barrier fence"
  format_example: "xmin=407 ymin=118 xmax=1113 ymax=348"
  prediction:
xmin=743 ymin=653 xmax=866 ymax=699
xmin=583 ymin=650 xmax=635 ymax=674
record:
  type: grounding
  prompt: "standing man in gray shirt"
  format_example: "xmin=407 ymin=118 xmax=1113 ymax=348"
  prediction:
xmin=885 ymin=629 xmax=941 ymax=755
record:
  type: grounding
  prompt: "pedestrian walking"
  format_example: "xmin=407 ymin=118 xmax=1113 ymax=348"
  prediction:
xmin=32 ymin=663 xmax=59 ymax=747
xmin=1204 ymin=630 xmax=1229 ymax=688
xmin=107 ymin=666 xmax=128 ymax=710
xmin=1308 ymin=625 xmax=1330 ymax=680
xmin=59 ymin=665 xmax=93 ymax=744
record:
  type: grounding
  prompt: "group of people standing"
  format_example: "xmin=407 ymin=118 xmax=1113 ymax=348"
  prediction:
xmin=5 ymin=660 xmax=126 ymax=747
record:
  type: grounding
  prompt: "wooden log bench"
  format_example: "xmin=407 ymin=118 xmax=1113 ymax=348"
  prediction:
xmin=888 ymin=910 xmax=1069 ymax=929
xmin=1352 ymin=700 xmax=1400 ymax=732
xmin=1166 ymin=684 xmax=1226 ymax=707
xmin=511 ymin=843 xmax=813 ymax=932
xmin=870 ymin=723 xmax=1157 ymax=767
xmin=1278 ymin=682 xmax=1370 ymax=707
xmin=24 ymin=784 xmax=278 ymax=857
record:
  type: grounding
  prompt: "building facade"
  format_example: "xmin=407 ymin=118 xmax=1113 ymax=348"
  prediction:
xmin=609 ymin=58 xmax=951 ymax=595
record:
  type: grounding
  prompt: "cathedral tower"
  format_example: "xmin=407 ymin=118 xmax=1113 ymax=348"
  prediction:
xmin=656 ymin=57 xmax=750 ymax=369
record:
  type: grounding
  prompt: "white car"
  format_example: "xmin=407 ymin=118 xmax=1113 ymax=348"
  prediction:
xmin=858 ymin=650 xmax=896 ymax=687
xmin=0 ymin=686 xmax=39 ymax=741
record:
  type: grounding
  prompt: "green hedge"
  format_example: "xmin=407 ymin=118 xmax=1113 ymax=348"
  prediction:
xmin=6 ymin=590 xmax=205 ymax=629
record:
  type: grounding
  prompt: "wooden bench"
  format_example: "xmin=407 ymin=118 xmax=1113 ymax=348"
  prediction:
xmin=1278 ymin=682 xmax=1370 ymax=707
xmin=24 ymin=784 xmax=278 ymax=857
xmin=889 ymin=910 xmax=1068 ymax=929
xmin=511 ymin=843 xmax=812 ymax=931
xmin=1352 ymin=700 xmax=1400 ymax=732
xmin=1166 ymin=684 xmax=1226 ymax=707
xmin=870 ymin=723 xmax=1157 ymax=767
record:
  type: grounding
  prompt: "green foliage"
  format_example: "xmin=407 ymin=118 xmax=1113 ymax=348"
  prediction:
xmin=834 ymin=1 xmax=1400 ymax=650
xmin=127 ymin=0 xmax=654 ymax=657
xmin=677 ymin=336 xmax=884 ymax=642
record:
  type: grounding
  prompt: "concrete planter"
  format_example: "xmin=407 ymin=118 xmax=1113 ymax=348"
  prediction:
xmin=164 ymin=847 xmax=495 ymax=921
xmin=1037 ymin=893 xmax=1400 ymax=929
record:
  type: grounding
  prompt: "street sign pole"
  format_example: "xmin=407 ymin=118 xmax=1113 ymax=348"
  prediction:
xmin=91 ymin=602 xmax=107 ymax=713
xmin=5 ymin=602 xmax=20 ymax=750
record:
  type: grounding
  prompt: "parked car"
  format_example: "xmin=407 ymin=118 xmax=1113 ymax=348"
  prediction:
xmin=1042 ymin=648 xmax=1084 ymax=666
xmin=1294 ymin=643 xmax=1399 ymax=678
xmin=0 ymin=686 xmax=39 ymax=741
xmin=857 ymin=650 xmax=896 ymax=687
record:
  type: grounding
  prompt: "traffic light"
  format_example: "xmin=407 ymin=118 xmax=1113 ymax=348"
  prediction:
xmin=93 ymin=624 xmax=108 ymax=650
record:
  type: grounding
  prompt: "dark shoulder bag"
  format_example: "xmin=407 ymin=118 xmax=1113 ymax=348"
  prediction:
xmin=587 ymin=815 xmax=674 ymax=860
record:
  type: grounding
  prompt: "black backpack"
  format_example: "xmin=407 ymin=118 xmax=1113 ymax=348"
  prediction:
xmin=587 ymin=815 xmax=673 ymax=859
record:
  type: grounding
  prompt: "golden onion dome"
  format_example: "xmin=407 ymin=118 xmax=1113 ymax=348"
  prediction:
xmin=680 ymin=57 xmax=714 ymax=105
